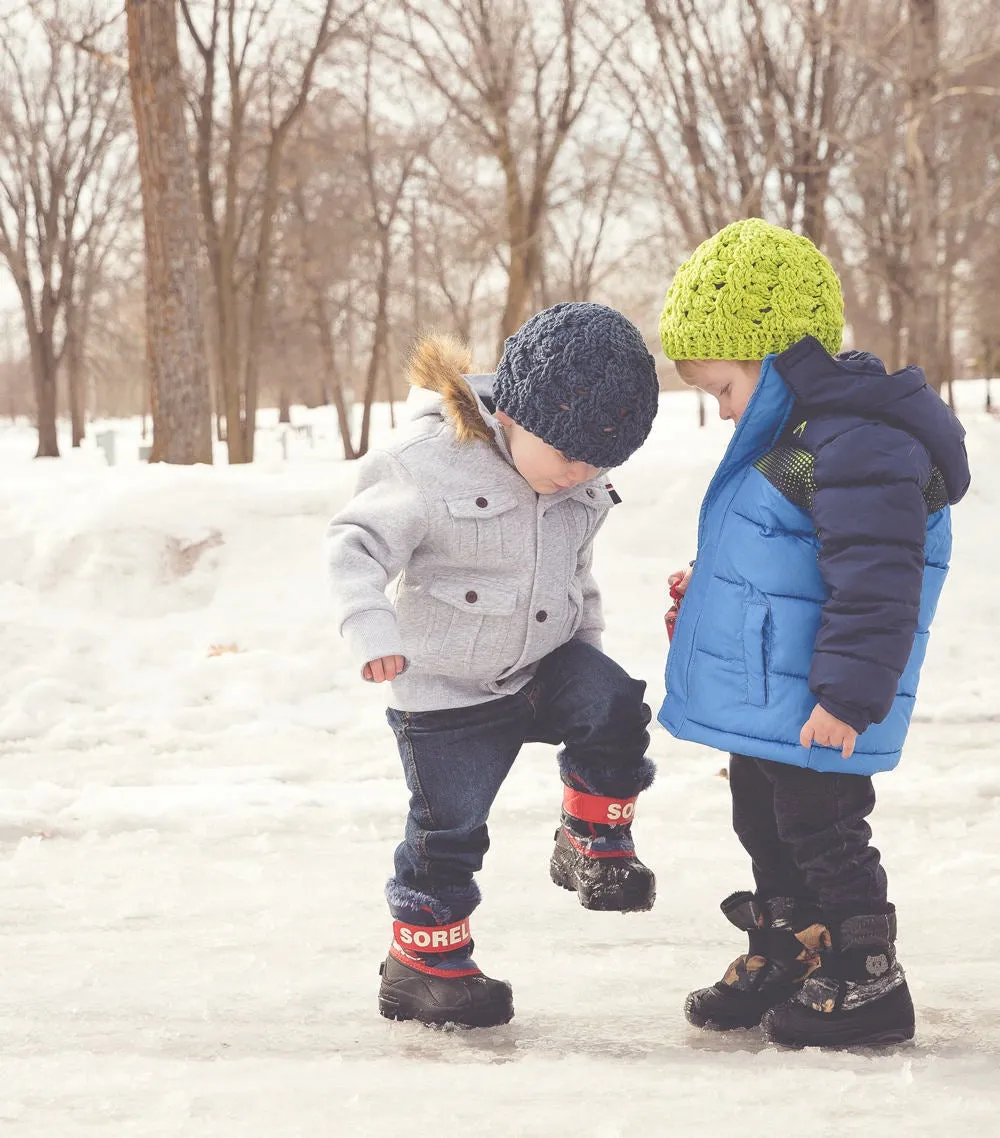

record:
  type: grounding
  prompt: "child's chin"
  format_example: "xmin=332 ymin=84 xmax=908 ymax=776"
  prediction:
xmin=522 ymin=476 xmax=551 ymax=494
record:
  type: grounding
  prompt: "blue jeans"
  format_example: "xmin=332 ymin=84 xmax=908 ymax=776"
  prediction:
xmin=730 ymin=753 xmax=889 ymax=919
xmin=386 ymin=640 xmax=652 ymax=923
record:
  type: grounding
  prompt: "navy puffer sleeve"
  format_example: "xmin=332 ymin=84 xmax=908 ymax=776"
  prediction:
xmin=807 ymin=419 xmax=931 ymax=733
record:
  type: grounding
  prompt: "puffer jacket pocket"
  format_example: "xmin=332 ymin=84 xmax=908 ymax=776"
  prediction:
xmin=420 ymin=572 xmax=519 ymax=678
xmin=742 ymin=601 xmax=770 ymax=707
xmin=444 ymin=488 xmax=522 ymax=562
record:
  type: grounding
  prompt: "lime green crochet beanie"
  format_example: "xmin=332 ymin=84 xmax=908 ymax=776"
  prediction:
xmin=659 ymin=219 xmax=844 ymax=360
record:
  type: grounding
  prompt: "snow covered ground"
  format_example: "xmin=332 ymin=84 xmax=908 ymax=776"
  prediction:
xmin=1 ymin=387 xmax=998 ymax=1137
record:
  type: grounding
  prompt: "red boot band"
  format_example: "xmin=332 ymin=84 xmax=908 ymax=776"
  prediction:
xmin=563 ymin=787 xmax=638 ymax=826
xmin=392 ymin=917 xmax=472 ymax=954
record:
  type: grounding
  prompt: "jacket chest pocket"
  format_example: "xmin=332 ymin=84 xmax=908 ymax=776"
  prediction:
xmin=444 ymin=489 xmax=523 ymax=563
xmin=561 ymin=486 xmax=608 ymax=548
xmin=422 ymin=573 xmax=519 ymax=678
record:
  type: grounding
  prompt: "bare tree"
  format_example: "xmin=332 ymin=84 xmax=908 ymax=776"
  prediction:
xmin=0 ymin=308 xmax=29 ymax=420
xmin=85 ymin=265 xmax=150 ymax=419
xmin=282 ymin=97 xmax=369 ymax=459
xmin=630 ymin=0 xmax=884 ymax=248
xmin=178 ymin=0 xmax=361 ymax=464
xmin=834 ymin=0 xmax=1000 ymax=381
xmin=0 ymin=1 xmax=134 ymax=456
xmin=417 ymin=190 xmax=493 ymax=343
xmin=279 ymin=44 xmax=437 ymax=461
xmin=832 ymin=82 xmax=912 ymax=367
xmin=543 ymin=113 xmax=640 ymax=303
xmin=409 ymin=144 xmax=501 ymax=343
xmin=903 ymin=0 xmax=941 ymax=381
xmin=64 ymin=245 xmax=97 ymax=448
xmin=126 ymin=0 xmax=214 ymax=463
xmin=352 ymin=26 xmax=425 ymax=457
xmin=394 ymin=0 xmax=627 ymax=350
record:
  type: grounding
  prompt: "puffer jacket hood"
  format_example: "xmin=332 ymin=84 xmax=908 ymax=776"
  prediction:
xmin=777 ymin=336 xmax=971 ymax=505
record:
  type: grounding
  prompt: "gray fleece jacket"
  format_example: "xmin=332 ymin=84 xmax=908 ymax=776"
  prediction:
xmin=326 ymin=335 xmax=615 ymax=712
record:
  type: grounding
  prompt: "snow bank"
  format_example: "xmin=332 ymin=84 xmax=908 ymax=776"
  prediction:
xmin=0 ymin=394 xmax=998 ymax=1136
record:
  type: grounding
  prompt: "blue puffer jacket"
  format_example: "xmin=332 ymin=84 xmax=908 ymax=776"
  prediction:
xmin=659 ymin=335 xmax=971 ymax=774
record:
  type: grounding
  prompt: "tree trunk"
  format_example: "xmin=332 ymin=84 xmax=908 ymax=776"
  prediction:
xmin=887 ymin=286 xmax=905 ymax=374
xmin=217 ymin=297 xmax=245 ymax=462
xmin=499 ymin=244 xmax=530 ymax=347
xmin=383 ymin=341 xmax=396 ymax=430
xmin=64 ymin=309 xmax=91 ymax=448
xmin=904 ymin=0 xmax=941 ymax=387
xmin=801 ymin=167 xmax=831 ymax=248
xmin=212 ymin=362 xmax=226 ymax=441
xmin=358 ymin=249 xmax=391 ymax=458
xmin=30 ymin=335 xmax=59 ymax=458
xmin=498 ymin=207 xmax=542 ymax=349
xmin=411 ymin=197 xmax=421 ymax=336
xmin=126 ymin=0 xmax=214 ymax=464
xmin=67 ymin=334 xmax=85 ymax=448
xmin=313 ymin=293 xmax=356 ymax=459
xmin=305 ymin=379 xmax=328 ymax=409
xmin=15 ymin=282 xmax=60 ymax=458
xmin=241 ymin=145 xmax=287 ymax=464
xmin=497 ymin=151 xmax=540 ymax=347
xmin=941 ymin=267 xmax=955 ymax=408
xmin=278 ymin=389 xmax=291 ymax=424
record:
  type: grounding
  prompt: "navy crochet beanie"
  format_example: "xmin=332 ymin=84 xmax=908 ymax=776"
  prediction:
xmin=493 ymin=302 xmax=659 ymax=469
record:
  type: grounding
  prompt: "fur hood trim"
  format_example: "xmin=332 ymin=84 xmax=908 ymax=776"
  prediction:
xmin=407 ymin=334 xmax=494 ymax=447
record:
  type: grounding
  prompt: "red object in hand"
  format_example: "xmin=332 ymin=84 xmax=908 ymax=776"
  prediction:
xmin=664 ymin=581 xmax=684 ymax=641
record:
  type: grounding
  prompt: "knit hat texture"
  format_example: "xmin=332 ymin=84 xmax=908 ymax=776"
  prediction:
xmin=494 ymin=302 xmax=659 ymax=469
xmin=659 ymin=219 xmax=844 ymax=360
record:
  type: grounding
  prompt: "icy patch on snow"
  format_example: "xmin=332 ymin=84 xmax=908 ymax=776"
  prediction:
xmin=0 ymin=394 xmax=998 ymax=1135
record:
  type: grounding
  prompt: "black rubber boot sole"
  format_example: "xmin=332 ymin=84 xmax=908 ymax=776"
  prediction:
xmin=685 ymin=980 xmax=803 ymax=1031
xmin=550 ymin=834 xmax=655 ymax=913
xmin=378 ymin=958 xmax=514 ymax=1028
xmin=761 ymin=982 xmax=915 ymax=1048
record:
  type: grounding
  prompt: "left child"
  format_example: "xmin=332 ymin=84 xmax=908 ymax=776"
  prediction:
xmin=327 ymin=302 xmax=661 ymax=1028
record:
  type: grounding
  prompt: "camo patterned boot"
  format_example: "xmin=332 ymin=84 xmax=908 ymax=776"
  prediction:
xmin=685 ymin=892 xmax=829 ymax=1030
xmin=761 ymin=909 xmax=915 ymax=1047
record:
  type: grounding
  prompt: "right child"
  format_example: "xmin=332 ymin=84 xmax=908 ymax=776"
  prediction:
xmin=656 ymin=219 xmax=970 ymax=1048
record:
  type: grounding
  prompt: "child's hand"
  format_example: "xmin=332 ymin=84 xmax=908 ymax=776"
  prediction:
xmin=668 ymin=566 xmax=694 ymax=596
xmin=665 ymin=566 xmax=694 ymax=640
xmin=799 ymin=704 xmax=858 ymax=758
xmin=363 ymin=655 xmax=406 ymax=683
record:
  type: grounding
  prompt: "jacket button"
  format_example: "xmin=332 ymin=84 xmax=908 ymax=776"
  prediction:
xmin=465 ymin=590 xmax=478 ymax=604
xmin=535 ymin=610 xmax=548 ymax=622
xmin=475 ymin=497 xmax=488 ymax=508
xmin=586 ymin=488 xmax=596 ymax=498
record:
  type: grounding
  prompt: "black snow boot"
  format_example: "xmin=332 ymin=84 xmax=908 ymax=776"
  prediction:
xmin=378 ymin=918 xmax=513 ymax=1028
xmin=549 ymin=787 xmax=655 ymax=912
xmin=761 ymin=909 xmax=915 ymax=1048
xmin=685 ymin=893 xmax=829 ymax=1030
